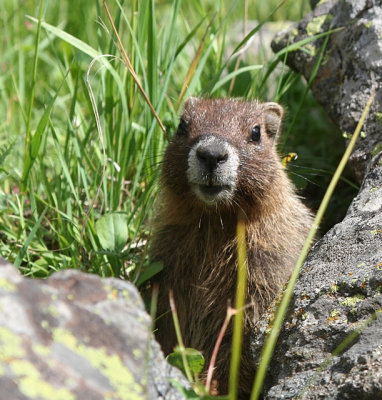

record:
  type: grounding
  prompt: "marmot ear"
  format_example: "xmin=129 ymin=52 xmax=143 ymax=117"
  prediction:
xmin=264 ymin=102 xmax=284 ymax=140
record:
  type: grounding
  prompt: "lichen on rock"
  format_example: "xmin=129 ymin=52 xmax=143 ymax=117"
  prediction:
xmin=0 ymin=264 xmax=188 ymax=400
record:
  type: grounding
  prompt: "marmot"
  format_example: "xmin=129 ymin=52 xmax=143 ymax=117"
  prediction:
xmin=150 ymin=98 xmax=313 ymax=396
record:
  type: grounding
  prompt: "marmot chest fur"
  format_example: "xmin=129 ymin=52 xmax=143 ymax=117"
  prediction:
xmin=150 ymin=98 xmax=313 ymax=396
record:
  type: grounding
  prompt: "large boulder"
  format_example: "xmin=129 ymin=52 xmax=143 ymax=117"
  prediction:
xmin=0 ymin=260 xmax=188 ymax=400
xmin=272 ymin=0 xmax=382 ymax=182
xmin=249 ymin=0 xmax=382 ymax=398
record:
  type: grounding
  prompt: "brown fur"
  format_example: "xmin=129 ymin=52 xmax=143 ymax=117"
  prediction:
xmin=150 ymin=98 xmax=313 ymax=396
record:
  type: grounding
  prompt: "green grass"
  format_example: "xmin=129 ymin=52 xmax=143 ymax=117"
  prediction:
xmin=1 ymin=0 xmax=323 ymax=278
xmin=0 ymin=0 xmax=359 ymax=397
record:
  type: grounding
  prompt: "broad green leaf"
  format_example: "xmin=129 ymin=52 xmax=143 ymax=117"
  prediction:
xmin=167 ymin=347 xmax=205 ymax=376
xmin=95 ymin=214 xmax=128 ymax=252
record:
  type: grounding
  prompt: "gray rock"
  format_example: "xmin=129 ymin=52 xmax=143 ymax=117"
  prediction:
xmin=251 ymin=1 xmax=382 ymax=398
xmin=0 ymin=261 xmax=188 ymax=400
xmin=271 ymin=0 xmax=382 ymax=182
xmin=259 ymin=155 xmax=382 ymax=399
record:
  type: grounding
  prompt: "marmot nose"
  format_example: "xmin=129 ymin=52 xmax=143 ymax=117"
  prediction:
xmin=196 ymin=145 xmax=229 ymax=172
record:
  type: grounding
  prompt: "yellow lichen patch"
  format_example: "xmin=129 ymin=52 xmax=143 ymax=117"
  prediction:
xmin=41 ymin=320 xmax=50 ymax=330
xmin=370 ymin=187 xmax=380 ymax=194
xmin=330 ymin=309 xmax=340 ymax=317
xmin=375 ymin=112 xmax=382 ymax=125
xmin=11 ymin=360 xmax=75 ymax=400
xmin=33 ymin=343 xmax=51 ymax=357
xmin=306 ymin=14 xmax=333 ymax=36
xmin=330 ymin=283 xmax=339 ymax=294
xmin=0 ymin=278 xmax=16 ymax=292
xmin=0 ymin=327 xmax=25 ymax=359
xmin=104 ymin=284 xmax=112 ymax=294
xmin=133 ymin=348 xmax=142 ymax=360
xmin=290 ymin=27 xmax=299 ymax=40
xmin=122 ymin=290 xmax=130 ymax=301
xmin=108 ymin=288 xmax=119 ymax=300
xmin=341 ymin=294 xmax=365 ymax=307
xmin=0 ymin=328 xmax=74 ymax=400
xmin=53 ymin=328 xmax=145 ymax=400
xmin=47 ymin=305 xmax=59 ymax=319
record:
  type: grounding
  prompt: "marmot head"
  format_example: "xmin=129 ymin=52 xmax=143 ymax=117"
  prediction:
xmin=162 ymin=98 xmax=284 ymax=207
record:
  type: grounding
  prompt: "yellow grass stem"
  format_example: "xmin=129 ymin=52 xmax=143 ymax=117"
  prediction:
xmin=229 ymin=211 xmax=248 ymax=400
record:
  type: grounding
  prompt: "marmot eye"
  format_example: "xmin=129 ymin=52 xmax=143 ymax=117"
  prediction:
xmin=250 ymin=125 xmax=261 ymax=142
xmin=177 ymin=117 xmax=189 ymax=136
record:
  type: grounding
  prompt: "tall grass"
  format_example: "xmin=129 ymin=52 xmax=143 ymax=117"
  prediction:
xmin=1 ymin=0 xmax=322 ymax=278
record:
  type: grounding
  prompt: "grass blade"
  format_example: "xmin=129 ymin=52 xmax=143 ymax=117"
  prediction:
xmin=258 ymin=27 xmax=343 ymax=95
xmin=14 ymin=207 xmax=47 ymax=268
xmin=102 ymin=0 xmax=168 ymax=139
xmin=26 ymin=16 xmax=100 ymax=59
xmin=279 ymin=32 xmax=331 ymax=149
xmin=230 ymin=0 xmax=288 ymax=58
xmin=161 ymin=0 xmax=182 ymax=67
xmin=147 ymin=0 xmax=158 ymax=106
xmin=229 ymin=211 xmax=247 ymax=400
xmin=25 ymin=0 xmax=45 ymax=160
xmin=169 ymin=290 xmax=193 ymax=383
xmin=172 ymin=15 xmax=208 ymax=63
xmin=178 ymin=13 xmax=216 ymax=105
xmin=211 ymin=64 xmax=263 ymax=94
xmin=21 ymin=72 xmax=67 ymax=191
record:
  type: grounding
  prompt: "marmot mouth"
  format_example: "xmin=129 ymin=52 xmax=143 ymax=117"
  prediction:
xmin=194 ymin=184 xmax=233 ymax=203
